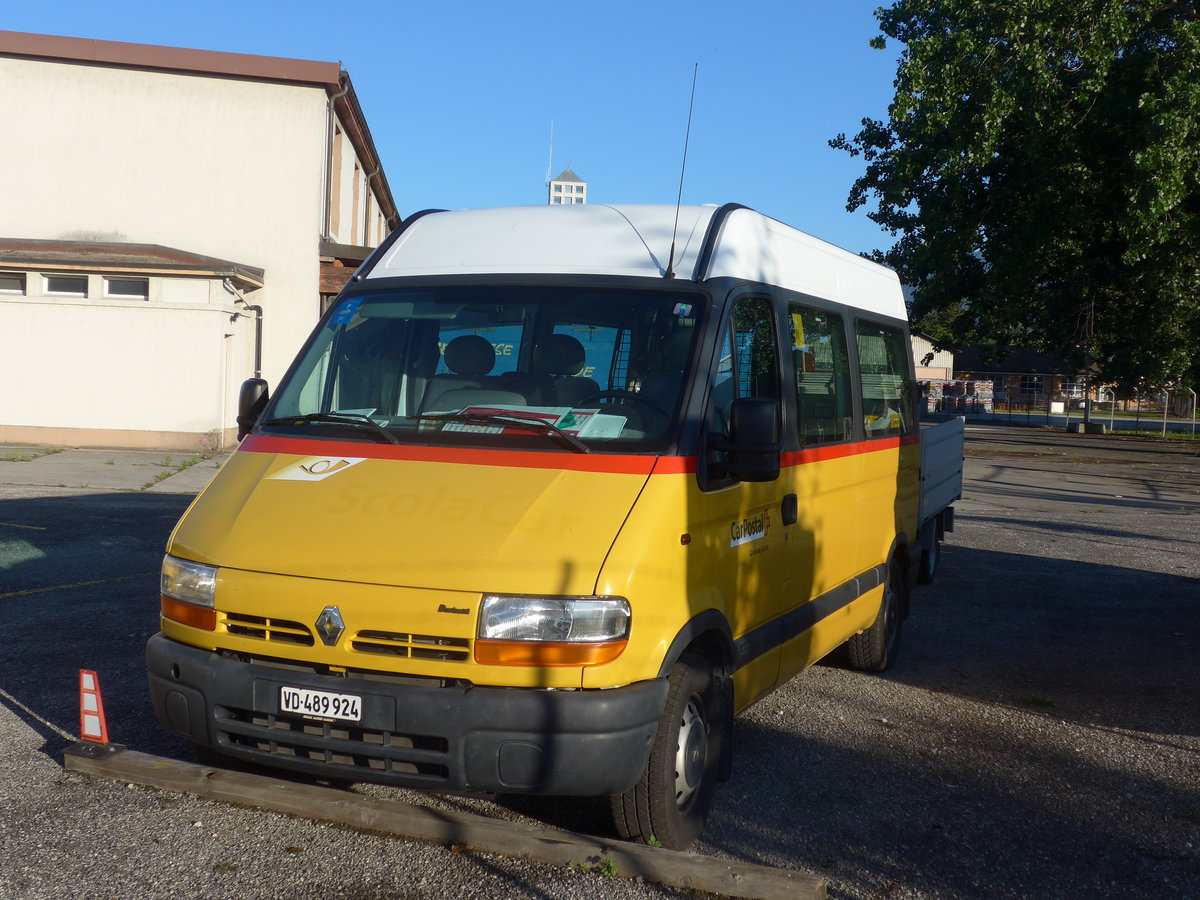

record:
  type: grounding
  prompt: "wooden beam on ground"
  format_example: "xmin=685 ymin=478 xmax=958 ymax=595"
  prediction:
xmin=64 ymin=743 xmax=823 ymax=900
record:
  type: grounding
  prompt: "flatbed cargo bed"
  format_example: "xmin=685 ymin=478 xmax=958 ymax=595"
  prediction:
xmin=920 ymin=417 xmax=964 ymax=524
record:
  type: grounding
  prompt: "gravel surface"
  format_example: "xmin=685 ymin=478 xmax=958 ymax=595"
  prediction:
xmin=1 ymin=425 xmax=1197 ymax=899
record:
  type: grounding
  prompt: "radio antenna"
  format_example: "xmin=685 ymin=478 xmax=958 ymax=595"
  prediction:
xmin=664 ymin=63 xmax=698 ymax=280
xmin=545 ymin=119 xmax=554 ymax=185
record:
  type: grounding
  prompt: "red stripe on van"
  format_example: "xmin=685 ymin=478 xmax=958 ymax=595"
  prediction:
xmin=239 ymin=434 xmax=662 ymax=475
xmin=649 ymin=436 xmax=911 ymax=475
xmin=241 ymin=431 xmax=917 ymax=476
xmin=781 ymin=436 xmax=906 ymax=467
xmin=650 ymin=456 xmax=699 ymax=475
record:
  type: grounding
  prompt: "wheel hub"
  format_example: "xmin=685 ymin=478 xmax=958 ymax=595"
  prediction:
xmin=674 ymin=698 xmax=707 ymax=808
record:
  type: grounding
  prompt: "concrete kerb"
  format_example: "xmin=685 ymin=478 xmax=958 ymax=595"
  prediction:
xmin=63 ymin=743 xmax=825 ymax=899
xmin=0 ymin=445 xmax=231 ymax=493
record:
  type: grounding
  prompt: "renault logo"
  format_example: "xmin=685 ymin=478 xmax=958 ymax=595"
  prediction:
xmin=315 ymin=606 xmax=345 ymax=647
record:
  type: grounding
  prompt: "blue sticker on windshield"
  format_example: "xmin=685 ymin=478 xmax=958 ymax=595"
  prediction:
xmin=331 ymin=298 xmax=363 ymax=325
xmin=673 ymin=303 xmax=693 ymax=317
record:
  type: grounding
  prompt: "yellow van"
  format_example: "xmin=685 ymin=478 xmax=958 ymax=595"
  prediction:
xmin=148 ymin=204 xmax=944 ymax=849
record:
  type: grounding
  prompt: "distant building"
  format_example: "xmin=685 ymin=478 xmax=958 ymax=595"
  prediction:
xmin=0 ymin=31 xmax=399 ymax=450
xmin=911 ymin=334 xmax=955 ymax=381
xmin=956 ymin=347 xmax=1084 ymax=400
xmin=548 ymin=168 xmax=587 ymax=205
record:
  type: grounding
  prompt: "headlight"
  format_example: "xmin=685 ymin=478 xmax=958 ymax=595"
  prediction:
xmin=160 ymin=555 xmax=217 ymax=630
xmin=475 ymin=595 xmax=630 ymax=666
xmin=479 ymin=595 xmax=629 ymax=642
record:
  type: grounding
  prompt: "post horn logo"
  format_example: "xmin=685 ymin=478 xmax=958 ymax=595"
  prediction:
xmin=267 ymin=456 xmax=366 ymax=482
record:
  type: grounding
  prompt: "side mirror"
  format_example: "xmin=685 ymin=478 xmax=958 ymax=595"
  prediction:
xmin=237 ymin=378 xmax=270 ymax=440
xmin=714 ymin=397 xmax=781 ymax=482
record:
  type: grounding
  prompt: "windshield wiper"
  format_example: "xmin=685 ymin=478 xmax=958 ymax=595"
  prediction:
xmin=412 ymin=413 xmax=590 ymax=454
xmin=262 ymin=412 xmax=401 ymax=444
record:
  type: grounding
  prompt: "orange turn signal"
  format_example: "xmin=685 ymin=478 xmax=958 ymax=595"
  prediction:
xmin=474 ymin=640 xmax=627 ymax=667
xmin=161 ymin=596 xmax=216 ymax=631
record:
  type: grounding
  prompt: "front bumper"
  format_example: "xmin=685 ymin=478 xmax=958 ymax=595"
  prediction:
xmin=146 ymin=633 xmax=667 ymax=796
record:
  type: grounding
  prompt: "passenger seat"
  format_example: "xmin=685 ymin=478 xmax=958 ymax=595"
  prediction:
xmin=422 ymin=335 xmax=525 ymax=412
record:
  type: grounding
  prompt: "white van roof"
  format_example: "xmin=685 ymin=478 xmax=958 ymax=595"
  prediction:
xmin=363 ymin=204 xmax=906 ymax=321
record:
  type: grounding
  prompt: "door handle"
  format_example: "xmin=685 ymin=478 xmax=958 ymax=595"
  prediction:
xmin=781 ymin=493 xmax=798 ymax=526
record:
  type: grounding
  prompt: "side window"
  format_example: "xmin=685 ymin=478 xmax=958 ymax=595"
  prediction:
xmin=855 ymin=321 xmax=914 ymax=437
xmin=707 ymin=296 xmax=780 ymax=435
xmin=789 ymin=304 xmax=852 ymax=445
xmin=733 ymin=299 xmax=780 ymax=400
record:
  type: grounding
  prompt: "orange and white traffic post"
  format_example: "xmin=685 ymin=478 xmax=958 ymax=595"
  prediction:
xmin=78 ymin=669 xmax=109 ymax=744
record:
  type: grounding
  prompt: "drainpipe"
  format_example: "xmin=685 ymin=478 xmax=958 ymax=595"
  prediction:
xmin=223 ymin=279 xmax=263 ymax=379
xmin=244 ymin=305 xmax=264 ymax=379
xmin=323 ymin=76 xmax=352 ymax=239
xmin=364 ymin=167 xmax=381 ymax=243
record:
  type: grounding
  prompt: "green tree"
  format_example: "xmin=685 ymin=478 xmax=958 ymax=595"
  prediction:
xmin=833 ymin=0 xmax=1200 ymax=393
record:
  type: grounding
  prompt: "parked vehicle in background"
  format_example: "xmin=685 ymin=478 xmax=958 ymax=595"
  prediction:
xmin=147 ymin=204 xmax=962 ymax=849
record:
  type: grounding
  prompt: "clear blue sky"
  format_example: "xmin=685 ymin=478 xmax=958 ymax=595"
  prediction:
xmin=6 ymin=0 xmax=902 ymax=256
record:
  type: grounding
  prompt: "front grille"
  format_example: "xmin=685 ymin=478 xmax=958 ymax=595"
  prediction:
xmin=225 ymin=613 xmax=314 ymax=646
xmin=221 ymin=613 xmax=469 ymax=663
xmin=351 ymin=630 xmax=470 ymax=662
xmin=215 ymin=705 xmax=450 ymax=781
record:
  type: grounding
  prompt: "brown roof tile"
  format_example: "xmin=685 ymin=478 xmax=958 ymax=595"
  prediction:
xmin=0 ymin=238 xmax=264 ymax=289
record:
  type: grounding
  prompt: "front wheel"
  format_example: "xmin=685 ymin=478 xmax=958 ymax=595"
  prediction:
xmin=610 ymin=653 xmax=721 ymax=850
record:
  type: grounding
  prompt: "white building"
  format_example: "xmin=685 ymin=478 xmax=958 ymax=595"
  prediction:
xmin=912 ymin=333 xmax=955 ymax=381
xmin=548 ymin=168 xmax=587 ymax=205
xmin=0 ymin=31 xmax=399 ymax=450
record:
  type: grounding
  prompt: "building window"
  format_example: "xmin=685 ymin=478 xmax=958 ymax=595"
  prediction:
xmin=575 ymin=185 xmax=584 ymax=193
xmin=554 ymin=184 xmax=563 ymax=193
xmin=0 ymin=273 xmax=26 ymax=294
xmin=1062 ymin=378 xmax=1084 ymax=398
xmin=105 ymin=277 xmax=149 ymax=300
xmin=44 ymin=274 xmax=88 ymax=296
xmin=1020 ymin=375 xmax=1044 ymax=395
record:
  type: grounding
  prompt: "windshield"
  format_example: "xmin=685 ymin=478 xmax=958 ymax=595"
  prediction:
xmin=263 ymin=284 xmax=705 ymax=452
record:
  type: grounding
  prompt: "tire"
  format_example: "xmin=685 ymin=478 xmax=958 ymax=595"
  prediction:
xmin=916 ymin=534 xmax=940 ymax=585
xmin=610 ymin=653 xmax=721 ymax=850
xmin=846 ymin=561 xmax=906 ymax=672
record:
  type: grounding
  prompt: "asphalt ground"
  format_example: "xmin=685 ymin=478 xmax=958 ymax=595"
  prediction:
xmin=0 ymin=425 xmax=1197 ymax=899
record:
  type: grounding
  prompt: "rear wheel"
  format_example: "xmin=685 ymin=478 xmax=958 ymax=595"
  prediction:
xmin=611 ymin=653 xmax=720 ymax=850
xmin=846 ymin=560 xmax=906 ymax=671
xmin=916 ymin=518 xmax=941 ymax=585
xmin=917 ymin=534 xmax=941 ymax=584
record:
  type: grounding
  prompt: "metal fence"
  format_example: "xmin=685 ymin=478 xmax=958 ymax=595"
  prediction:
xmin=926 ymin=385 xmax=1198 ymax=436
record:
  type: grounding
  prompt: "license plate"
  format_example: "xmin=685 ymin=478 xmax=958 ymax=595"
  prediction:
xmin=280 ymin=686 xmax=362 ymax=722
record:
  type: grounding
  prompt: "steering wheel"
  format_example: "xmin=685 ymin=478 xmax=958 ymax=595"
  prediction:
xmin=580 ymin=390 xmax=670 ymax=418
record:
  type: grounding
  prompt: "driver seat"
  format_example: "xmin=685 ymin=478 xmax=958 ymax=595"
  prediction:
xmin=535 ymin=334 xmax=599 ymax=407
